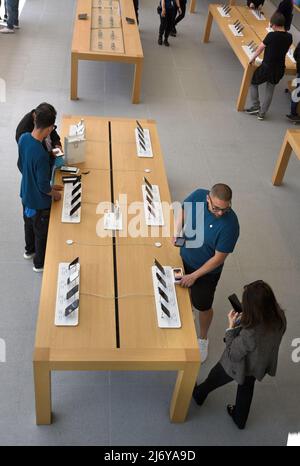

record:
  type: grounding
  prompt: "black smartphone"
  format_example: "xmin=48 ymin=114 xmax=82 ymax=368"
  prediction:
xmin=158 ymin=287 xmax=169 ymax=303
xmin=62 ymin=176 xmax=78 ymax=184
xmin=156 ymin=273 xmax=167 ymax=288
xmin=126 ymin=17 xmax=135 ymax=24
xmin=138 ymin=130 xmax=145 ymax=142
xmin=146 ymin=195 xmax=153 ymax=206
xmin=154 ymin=258 xmax=165 ymax=276
xmin=71 ymin=193 xmax=81 ymax=206
xmin=66 ymin=284 xmax=79 ymax=301
xmin=68 ymin=257 xmax=79 ymax=270
xmin=70 ymin=202 xmax=81 ymax=216
xmin=65 ymin=299 xmax=79 ymax=317
xmin=145 ymin=184 xmax=153 ymax=199
xmin=148 ymin=204 xmax=156 ymax=217
xmin=139 ymin=140 xmax=146 ymax=151
xmin=174 ymin=237 xmax=185 ymax=247
xmin=72 ymin=183 xmax=81 ymax=196
xmin=161 ymin=303 xmax=171 ymax=318
xmin=67 ymin=269 xmax=79 ymax=285
xmin=78 ymin=13 xmax=88 ymax=20
xmin=136 ymin=120 xmax=144 ymax=132
xmin=228 ymin=294 xmax=243 ymax=314
xmin=144 ymin=177 xmax=152 ymax=190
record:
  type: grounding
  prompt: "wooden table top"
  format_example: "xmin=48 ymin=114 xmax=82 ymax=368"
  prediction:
xmin=72 ymin=0 xmax=143 ymax=59
xmin=209 ymin=4 xmax=296 ymax=72
xmin=34 ymin=116 xmax=199 ymax=365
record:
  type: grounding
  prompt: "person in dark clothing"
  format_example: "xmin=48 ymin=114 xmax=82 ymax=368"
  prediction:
xmin=170 ymin=0 xmax=187 ymax=37
xmin=277 ymin=0 xmax=293 ymax=31
xmin=193 ymin=280 xmax=286 ymax=430
xmin=133 ymin=0 xmax=139 ymax=25
xmin=286 ymin=42 xmax=300 ymax=121
xmin=247 ymin=0 xmax=264 ymax=10
xmin=18 ymin=107 xmax=63 ymax=272
xmin=245 ymin=12 xmax=292 ymax=120
xmin=16 ymin=103 xmax=62 ymax=170
xmin=158 ymin=0 xmax=181 ymax=46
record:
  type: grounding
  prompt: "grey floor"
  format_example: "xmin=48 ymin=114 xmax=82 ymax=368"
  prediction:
xmin=0 ymin=0 xmax=299 ymax=446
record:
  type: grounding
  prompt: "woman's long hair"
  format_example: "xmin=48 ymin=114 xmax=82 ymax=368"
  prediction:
xmin=241 ymin=280 xmax=286 ymax=331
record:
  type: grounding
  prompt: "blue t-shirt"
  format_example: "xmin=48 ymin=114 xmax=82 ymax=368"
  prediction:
xmin=180 ymin=189 xmax=240 ymax=274
xmin=18 ymin=133 xmax=52 ymax=210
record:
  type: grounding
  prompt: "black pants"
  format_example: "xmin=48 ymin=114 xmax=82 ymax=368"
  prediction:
xmin=193 ymin=362 xmax=256 ymax=429
xmin=159 ymin=7 xmax=176 ymax=40
xmin=23 ymin=208 xmax=50 ymax=268
xmin=174 ymin=0 xmax=187 ymax=28
xmin=133 ymin=0 xmax=139 ymax=24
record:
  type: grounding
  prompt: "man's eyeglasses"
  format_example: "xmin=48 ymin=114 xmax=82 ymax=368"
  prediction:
xmin=208 ymin=195 xmax=231 ymax=214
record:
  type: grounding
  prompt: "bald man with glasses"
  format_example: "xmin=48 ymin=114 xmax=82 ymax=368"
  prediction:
xmin=173 ymin=184 xmax=240 ymax=362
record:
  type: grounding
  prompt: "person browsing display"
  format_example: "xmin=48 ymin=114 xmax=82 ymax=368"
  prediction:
xmin=173 ymin=184 xmax=240 ymax=363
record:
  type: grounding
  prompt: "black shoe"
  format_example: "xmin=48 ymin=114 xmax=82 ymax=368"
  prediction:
xmin=170 ymin=31 xmax=176 ymax=37
xmin=164 ymin=39 xmax=170 ymax=46
xmin=158 ymin=36 xmax=162 ymax=45
xmin=245 ymin=106 xmax=260 ymax=115
xmin=286 ymin=114 xmax=300 ymax=121
xmin=226 ymin=404 xmax=235 ymax=417
xmin=192 ymin=385 xmax=205 ymax=406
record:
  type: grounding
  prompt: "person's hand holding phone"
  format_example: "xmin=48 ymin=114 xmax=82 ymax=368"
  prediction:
xmin=180 ymin=273 xmax=197 ymax=288
xmin=228 ymin=310 xmax=240 ymax=329
xmin=52 ymin=185 xmax=63 ymax=191
xmin=52 ymin=190 xmax=61 ymax=202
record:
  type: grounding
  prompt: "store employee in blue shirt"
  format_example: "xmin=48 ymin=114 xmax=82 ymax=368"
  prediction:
xmin=18 ymin=107 xmax=62 ymax=272
xmin=173 ymin=184 xmax=240 ymax=362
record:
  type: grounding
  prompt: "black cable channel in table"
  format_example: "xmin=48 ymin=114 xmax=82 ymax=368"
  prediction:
xmin=108 ymin=121 xmax=120 ymax=349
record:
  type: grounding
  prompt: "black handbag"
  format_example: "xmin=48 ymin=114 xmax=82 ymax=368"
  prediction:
xmin=157 ymin=3 xmax=162 ymax=14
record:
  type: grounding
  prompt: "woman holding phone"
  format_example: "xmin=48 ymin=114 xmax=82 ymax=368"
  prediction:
xmin=193 ymin=280 xmax=286 ymax=429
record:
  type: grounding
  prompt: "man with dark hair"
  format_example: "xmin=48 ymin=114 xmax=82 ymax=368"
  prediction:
xmin=245 ymin=12 xmax=293 ymax=120
xmin=18 ymin=108 xmax=63 ymax=272
xmin=173 ymin=184 xmax=240 ymax=362
xmin=170 ymin=0 xmax=187 ymax=37
xmin=16 ymin=103 xmax=62 ymax=171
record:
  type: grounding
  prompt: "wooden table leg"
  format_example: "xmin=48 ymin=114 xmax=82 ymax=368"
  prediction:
xmin=203 ymin=11 xmax=213 ymax=43
xmin=272 ymin=135 xmax=293 ymax=186
xmin=70 ymin=53 xmax=79 ymax=101
xmin=132 ymin=60 xmax=143 ymax=104
xmin=189 ymin=0 xmax=196 ymax=14
xmin=33 ymin=361 xmax=52 ymax=425
xmin=170 ymin=362 xmax=200 ymax=423
xmin=237 ymin=65 xmax=254 ymax=112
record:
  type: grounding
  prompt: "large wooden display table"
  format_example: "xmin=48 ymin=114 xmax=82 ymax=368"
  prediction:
xmin=202 ymin=4 xmax=296 ymax=111
xmin=71 ymin=0 xmax=143 ymax=103
xmin=33 ymin=115 xmax=200 ymax=425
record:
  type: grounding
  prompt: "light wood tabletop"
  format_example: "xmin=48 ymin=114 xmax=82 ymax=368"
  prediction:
xmin=71 ymin=0 xmax=143 ymax=103
xmin=33 ymin=115 xmax=200 ymax=426
xmin=202 ymin=4 xmax=296 ymax=111
xmin=272 ymin=128 xmax=300 ymax=185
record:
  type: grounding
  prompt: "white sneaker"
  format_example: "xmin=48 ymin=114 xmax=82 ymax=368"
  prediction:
xmin=23 ymin=252 xmax=35 ymax=260
xmin=198 ymin=338 xmax=209 ymax=363
xmin=0 ymin=27 xmax=15 ymax=33
xmin=14 ymin=25 xmax=20 ymax=29
xmin=33 ymin=266 xmax=44 ymax=273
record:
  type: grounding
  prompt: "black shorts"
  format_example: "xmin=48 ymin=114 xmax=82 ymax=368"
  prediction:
xmin=183 ymin=262 xmax=221 ymax=312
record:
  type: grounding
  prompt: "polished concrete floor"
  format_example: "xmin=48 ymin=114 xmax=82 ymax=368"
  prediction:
xmin=0 ymin=0 xmax=299 ymax=446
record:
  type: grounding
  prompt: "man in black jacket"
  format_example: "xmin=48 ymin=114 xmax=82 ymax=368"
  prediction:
xmin=16 ymin=102 xmax=62 ymax=170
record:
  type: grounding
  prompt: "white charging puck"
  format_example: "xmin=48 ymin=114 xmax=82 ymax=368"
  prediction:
xmin=145 ymin=169 xmax=151 ymax=173
xmin=66 ymin=240 xmax=74 ymax=245
xmin=155 ymin=242 xmax=162 ymax=248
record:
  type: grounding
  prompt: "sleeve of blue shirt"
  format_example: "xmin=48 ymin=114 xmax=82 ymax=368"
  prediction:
xmin=35 ymin=153 xmax=52 ymax=195
xmin=216 ymin=219 xmax=240 ymax=254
